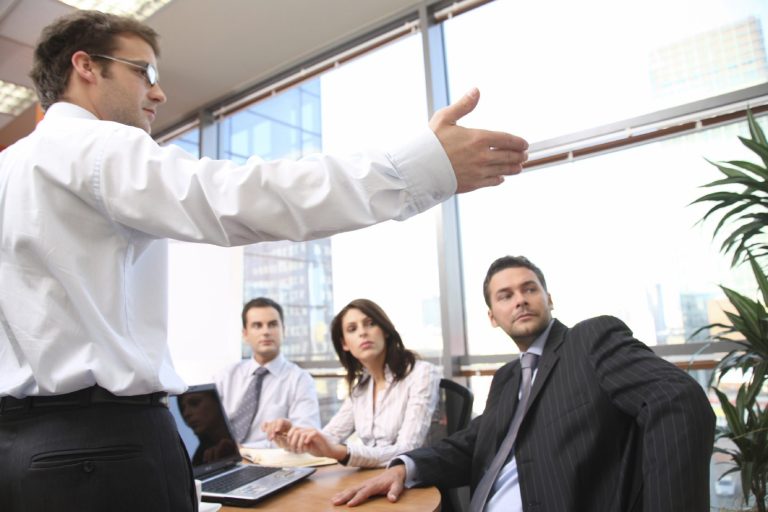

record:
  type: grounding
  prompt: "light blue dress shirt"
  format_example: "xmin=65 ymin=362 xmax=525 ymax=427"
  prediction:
xmin=485 ymin=319 xmax=552 ymax=512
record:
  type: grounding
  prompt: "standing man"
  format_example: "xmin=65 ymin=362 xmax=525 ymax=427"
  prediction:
xmin=215 ymin=298 xmax=320 ymax=447
xmin=333 ymin=256 xmax=715 ymax=511
xmin=0 ymin=9 xmax=529 ymax=512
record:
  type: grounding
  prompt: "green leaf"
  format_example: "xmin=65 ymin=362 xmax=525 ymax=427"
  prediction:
xmin=713 ymin=202 xmax=753 ymax=236
xmin=727 ymin=159 xmax=768 ymax=181
xmin=748 ymin=109 xmax=767 ymax=146
xmin=745 ymin=379 xmax=763 ymax=408
xmin=742 ymin=461 xmax=754 ymax=504
xmin=721 ymin=221 xmax=766 ymax=260
xmin=702 ymin=176 xmax=765 ymax=190
xmin=716 ymin=388 xmax=747 ymax=437
xmin=749 ymin=253 xmax=768 ymax=306
xmin=740 ymin=136 xmax=768 ymax=169
xmin=705 ymin=158 xmax=766 ymax=184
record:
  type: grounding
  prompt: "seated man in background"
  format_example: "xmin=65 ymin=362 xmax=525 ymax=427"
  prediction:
xmin=333 ymin=255 xmax=715 ymax=512
xmin=215 ymin=297 xmax=320 ymax=447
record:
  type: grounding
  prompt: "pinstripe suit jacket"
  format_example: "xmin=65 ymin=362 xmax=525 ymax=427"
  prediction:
xmin=407 ymin=316 xmax=714 ymax=511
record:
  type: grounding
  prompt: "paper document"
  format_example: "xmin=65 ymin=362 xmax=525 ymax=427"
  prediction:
xmin=240 ymin=447 xmax=337 ymax=467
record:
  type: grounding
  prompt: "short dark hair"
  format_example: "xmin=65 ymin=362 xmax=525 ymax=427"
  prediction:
xmin=241 ymin=297 xmax=284 ymax=328
xmin=483 ymin=255 xmax=548 ymax=306
xmin=30 ymin=10 xmax=160 ymax=110
xmin=330 ymin=298 xmax=416 ymax=392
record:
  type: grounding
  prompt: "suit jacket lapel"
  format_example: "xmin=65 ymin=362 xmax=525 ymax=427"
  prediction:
xmin=526 ymin=319 xmax=567 ymax=410
xmin=493 ymin=319 xmax=568 ymax=446
xmin=495 ymin=363 xmax=521 ymax=445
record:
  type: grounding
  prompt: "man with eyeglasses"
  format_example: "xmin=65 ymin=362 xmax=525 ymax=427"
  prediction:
xmin=0 ymin=9 xmax=528 ymax=512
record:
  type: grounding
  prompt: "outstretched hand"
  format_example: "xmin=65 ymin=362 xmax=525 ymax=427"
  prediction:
xmin=331 ymin=465 xmax=407 ymax=507
xmin=429 ymin=88 xmax=528 ymax=193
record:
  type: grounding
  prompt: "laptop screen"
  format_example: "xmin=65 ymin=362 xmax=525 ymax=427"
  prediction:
xmin=169 ymin=383 xmax=241 ymax=478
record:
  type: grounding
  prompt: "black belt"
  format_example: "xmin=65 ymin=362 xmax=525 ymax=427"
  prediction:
xmin=0 ymin=386 xmax=168 ymax=415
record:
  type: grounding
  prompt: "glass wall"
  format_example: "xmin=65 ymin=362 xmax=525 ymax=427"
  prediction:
xmin=442 ymin=0 xmax=768 ymax=142
xmin=458 ymin=119 xmax=763 ymax=358
xmin=165 ymin=126 xmax=200 ymax=157
xmin=160 ymin=1 xmax=767 ymax=504
xmin=216 ymin=33 xmax=439 ymax=422
xmin=442 ymin=0 xmax=768 ymax=354
xmin=442 ymin=1 xmax=768 ymax=507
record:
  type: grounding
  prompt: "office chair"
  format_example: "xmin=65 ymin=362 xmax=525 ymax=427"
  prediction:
xmin=440 ymin=378 xmax=474 ymax=435
xmin=428 ymin=378 xmax=474 ymax=512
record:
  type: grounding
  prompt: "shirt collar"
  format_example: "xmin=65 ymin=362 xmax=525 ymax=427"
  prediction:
xmin=44 ymin=102 xmax=99 ymax=121
xmin=521 ymin=318 xmax=555 ymax=359
xmin=359 ymin=364 xmax=394 ymax=384
xmin=352 ymin=364 xmax=394 ymax=397
xmin=247 ymin=353 xmax=287 ymax=376
xmin=384 ymin=364 xmax=395 ymax=383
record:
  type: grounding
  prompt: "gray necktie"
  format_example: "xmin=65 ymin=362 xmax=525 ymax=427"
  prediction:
xmin=231 ymin=366 xmax=269 ymax=443
xmin=470 ymin=352 xmax=540 ymax=512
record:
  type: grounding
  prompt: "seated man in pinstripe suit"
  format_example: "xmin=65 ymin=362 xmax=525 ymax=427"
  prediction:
xmin=332 ymin=255 xmax=715 ymax=511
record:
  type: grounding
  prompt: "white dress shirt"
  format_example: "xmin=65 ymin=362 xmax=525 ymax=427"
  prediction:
xmin=323 ymin=359 xmax=440 ymax=468
xmin=214 ymin=354 xmax=320 ymax=447
xmin=0 ymin=102 xmax=456 ymax=398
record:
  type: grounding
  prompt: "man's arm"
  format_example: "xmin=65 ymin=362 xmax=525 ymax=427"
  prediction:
xmin=89 ymin=88 xmax=526 ymax=246
xmin=582 ymin=316 xmax=715 ymax=512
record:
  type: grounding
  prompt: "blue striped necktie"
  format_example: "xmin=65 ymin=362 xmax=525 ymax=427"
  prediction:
xmin=231 ymin=366 xmax=269 ymax=443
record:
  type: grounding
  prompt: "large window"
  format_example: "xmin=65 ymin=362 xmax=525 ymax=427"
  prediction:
xmin=215 ymin=33 xmax=439 ymax=422
xmin=458 ymin=119 xmax=763 ymax=357
xmin=159 ymin=1 xmax=767 ymax=503
xmin=165 ymin=126 xmax=200 ymax=158
xmin=441 ymin=0 xmax=767 ymax=355
xmin=443 ymin=2 xmax=768 ymax=507
xmin=442 ymin=0 xmax=767 ymax=142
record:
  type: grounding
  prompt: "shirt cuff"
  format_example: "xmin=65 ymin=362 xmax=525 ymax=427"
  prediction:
xmin=387 ymin=128 xmax=456 ymax=214
xmin=389 ymin=455 xmax=421 ymax=489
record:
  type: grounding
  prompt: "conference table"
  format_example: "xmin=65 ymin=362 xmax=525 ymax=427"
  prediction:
xmin=217 ymin=464 xmax=440 ymax=511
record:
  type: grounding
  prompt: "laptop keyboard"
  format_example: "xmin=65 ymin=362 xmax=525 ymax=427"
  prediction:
xmin=203 ymin=465 xmax=281 ymax=494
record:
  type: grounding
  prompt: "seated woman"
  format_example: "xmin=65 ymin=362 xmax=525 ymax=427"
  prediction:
xmin=263 ymin=298 xmax=440 ymax=468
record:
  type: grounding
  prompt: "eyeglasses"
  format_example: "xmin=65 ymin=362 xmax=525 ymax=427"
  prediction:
xmin=90 ymin=54 xmax=159 ymax=87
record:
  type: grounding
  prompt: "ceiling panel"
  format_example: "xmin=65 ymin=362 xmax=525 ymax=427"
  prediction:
xmin=0 ymin=0 xmax=437 ymax=146
xmin=0 ymin=38 xmax=35 ymax=88
xmin=0 ymin=0 xmax=73 ymax=46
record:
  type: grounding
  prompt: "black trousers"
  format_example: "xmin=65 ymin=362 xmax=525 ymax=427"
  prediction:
xmin=0 ymin=401 xmax=198 ymax=512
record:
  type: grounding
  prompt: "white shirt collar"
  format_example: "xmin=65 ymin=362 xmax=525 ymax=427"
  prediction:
xmin=44 ymin=102 xmax=99 ymax=121
xmin=247 ymin=352 xmax=287 ymax=376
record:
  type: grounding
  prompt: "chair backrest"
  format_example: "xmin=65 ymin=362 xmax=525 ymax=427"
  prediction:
xmin=440 ymin=378 xmax=474 ymax=435
xmin=428 ymin=378 xmax=474 ymax=444
xmin=429 ymin=378 xmax=474 ymax=512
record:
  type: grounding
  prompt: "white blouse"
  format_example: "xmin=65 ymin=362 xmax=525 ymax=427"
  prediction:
xmin=322 ymin=359 xmax=440 ymax=468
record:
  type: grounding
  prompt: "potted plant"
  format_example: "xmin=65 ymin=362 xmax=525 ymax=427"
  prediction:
xmin=692 ymin=110 xmax=768 ymax=511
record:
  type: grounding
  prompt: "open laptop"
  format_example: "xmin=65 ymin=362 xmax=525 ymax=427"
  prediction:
xmin=169 ymin=383 xmax=315 ymax=506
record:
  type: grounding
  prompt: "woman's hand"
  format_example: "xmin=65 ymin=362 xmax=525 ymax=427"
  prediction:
xmin=278 ymin=426 xmax=348 ymax=461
